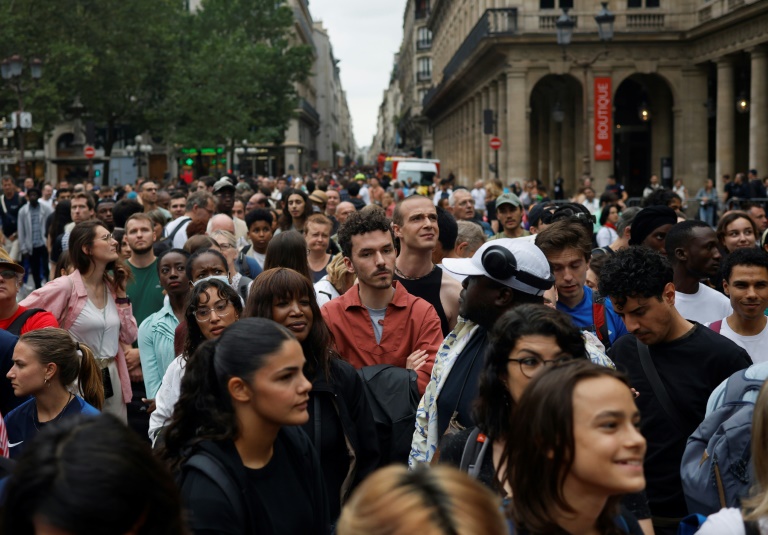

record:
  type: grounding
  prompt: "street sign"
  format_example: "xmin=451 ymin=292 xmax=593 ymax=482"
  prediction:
xmin=489 ymin=137 xmax=502 ymax=151
xmin=84 ymin=146 xmax=96 ymax=159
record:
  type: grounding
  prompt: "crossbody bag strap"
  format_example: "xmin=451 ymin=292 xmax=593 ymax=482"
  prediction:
xmin=636 ymin=338 xmax=686 ymax=431
xmin=167 ymin=217 xmax=191 ymax=241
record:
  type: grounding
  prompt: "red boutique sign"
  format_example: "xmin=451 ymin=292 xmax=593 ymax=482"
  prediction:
xmin=594 ymin=77 xmax=612 ymax=161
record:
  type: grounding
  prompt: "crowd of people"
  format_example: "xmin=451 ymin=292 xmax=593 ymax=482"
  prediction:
xmin=0 ymin=169 xmax=767 ymax=534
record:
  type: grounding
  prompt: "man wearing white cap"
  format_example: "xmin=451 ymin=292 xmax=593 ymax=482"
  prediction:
xmin=409 ymin=238 xmax=555 ymax=466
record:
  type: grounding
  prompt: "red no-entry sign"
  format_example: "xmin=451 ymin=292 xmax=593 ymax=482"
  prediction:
xmin=489 ymin=137 xmax=502 ymax=151
xmin=84 ymin=146 xmax=95 ymax=159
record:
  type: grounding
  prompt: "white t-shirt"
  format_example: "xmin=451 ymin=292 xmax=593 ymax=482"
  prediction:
xmin=471 ymin=187 xmax=486 ymax=210
xmin=69 ymin=294 xmax=120 ymax=359
xmin=697 ymin=507 xmax=768 ymax=535
xmin=582 ymin=198 xmax=600 ymax=214
xmin=596 ymin=226 xmax=618 ymax=247
xmin=714 ymin=317 xmax=768 ymax=365
xmin=675 ymin=284 xmax=732 ymax=325
xmin=247 ymin=247 xmax=266 ymax=269
xmin=163 ymin=217 xmax=191 ymax=249
xmin=314 ymin=277 xmax=340 ymax=308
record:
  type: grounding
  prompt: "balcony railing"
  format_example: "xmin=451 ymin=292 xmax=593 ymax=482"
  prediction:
xmin=417 ymin=71 xmax=432 ymax=82
xmin=626 ymin=13 xmax=665 ymax=29
xmin=539 ymin=14 xmax=578 ymax=29
xmin=441 ymin=8 xmax=518 ymax=85
xmin=417 ymin=38 xmax=432 ymax=50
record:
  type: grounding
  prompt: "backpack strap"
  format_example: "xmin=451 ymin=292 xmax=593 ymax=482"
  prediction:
xmin=723 ymin=369 xmax=765 ymax=405
xmin=459 ymin=428 xmax=490 ymax=479
xmin=709 ymin=320 xmax=722 ymax=334
xmin=591 ymin=292 xmax=611 ymax=349
xmin=636 ymin=338 xmax=686 ymax=432
xmin=6 ymin=308 xmax=43 ymax=336
xmin=237 ymin=245 xmax=251 ymax=278
xmin=184 ymin=451 xmax=247 ymax=530
xmin=166 ymin=217 xmax=191 ymax=241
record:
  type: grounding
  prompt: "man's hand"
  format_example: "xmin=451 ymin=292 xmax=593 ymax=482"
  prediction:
xmin=406 ymin=349 xmax=430 ymax=371
xmin=141 ymin=398 xmax=156 ymax=414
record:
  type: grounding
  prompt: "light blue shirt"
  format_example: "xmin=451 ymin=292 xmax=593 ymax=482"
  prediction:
xmin=138 ymin=297 xmax=180 ymax=398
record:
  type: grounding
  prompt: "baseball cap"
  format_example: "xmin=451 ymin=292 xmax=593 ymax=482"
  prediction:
xmin=213 ymin=178 xmax=236 ymax=193
xmin=0 ymin=247 xmax=24 ymax=274
xmin=495 ymin=192 xmax=522 ymax=209
xmin=354 ymin=173 xmax=366 ymax=181
xmin=443 ymin=239 xmax=554 ymax=296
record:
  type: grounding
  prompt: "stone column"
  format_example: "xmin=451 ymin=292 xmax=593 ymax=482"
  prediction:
xmin=716 ymin=57 xmax=736 ymax=193
xmin=549 ymin=101 xmax=562 ymax=193
xmin=538 ymin=98 xmax=550 ymax=184
xmin=750 ymin=47 xmax=768 ymax=176
xmin=498 ymin=75 xmax=508 ymax=183
xmin=506 ymin=71 xmax=529 ymax=183
xmin=561 ymin=94 xmax=576 ymax=193
xmin=676 ymin=66 xmax=709 ymax=189
xmin=489 ymin=80 xmax=499 ymax=181
xmin=481 ymin=87 xmax=490 ymax=182
xmin=476 ymin=92 xmax=483 ymax=183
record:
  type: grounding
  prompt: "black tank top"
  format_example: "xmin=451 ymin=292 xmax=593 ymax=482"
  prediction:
xmin=394 ymin=265 xmax=450 ymax=337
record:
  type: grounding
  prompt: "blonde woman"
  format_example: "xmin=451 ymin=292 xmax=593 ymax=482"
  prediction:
xmin=337 ymin=465 xmax=508 ymax=535
xmin=485 ymin=179 xmax=504 ymax=233
xmin=698 ymin=380 xmax=768 ymax=534
xmin=314 ymin=252 xmax=356 ymax=307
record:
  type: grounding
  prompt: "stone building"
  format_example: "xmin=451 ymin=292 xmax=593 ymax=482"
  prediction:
xmin=397 ymin=0 xmax=435 ymax=158
xmin=369 ymin=56 xmax=403 ymax=162
xmin=313 ymin=21 xmax=357 ymax=169
xmin=423 ymin=0 xmax=768 ymax=197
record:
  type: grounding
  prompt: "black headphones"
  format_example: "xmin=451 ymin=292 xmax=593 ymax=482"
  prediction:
xmin=481 ymin=245 xmax=555 ymax=291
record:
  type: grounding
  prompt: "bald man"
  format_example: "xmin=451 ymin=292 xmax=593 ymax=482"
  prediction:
xmin=246 ymin=192 xmax=269 ymax=212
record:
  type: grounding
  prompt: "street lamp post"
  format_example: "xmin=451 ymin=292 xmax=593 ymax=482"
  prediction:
xmin=127 ymin=135 xmax=153 ymax=180
xmin=555 ymin=2 xmax=614 ymax=179
xmin=0 ymin=56 xmax=43 ymax=179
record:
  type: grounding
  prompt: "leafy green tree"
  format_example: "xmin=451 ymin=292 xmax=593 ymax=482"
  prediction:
xmin=165 ymin=0 xmax=313 ymax=149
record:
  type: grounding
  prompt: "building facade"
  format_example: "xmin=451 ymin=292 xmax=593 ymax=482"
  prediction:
xmin=396 ymin=0 xmax=435 ymax=159
xmin=422 ymin=0 xmax=768 ymax=198
xmin=313 ymin=21 xmax=357 ymax=169
xmin=369 ymin=56 xmax=403 ymax=163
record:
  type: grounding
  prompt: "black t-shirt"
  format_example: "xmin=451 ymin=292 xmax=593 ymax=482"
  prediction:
xmin=436 ymin=328 xmax=488 ymax=438
xmin=246 ymin=439 xmax=317 ymax=535
xmin=1 ymin=192 xmax=24 ymax=236
xmin=608 ymin=324 xmax=752 ymax=518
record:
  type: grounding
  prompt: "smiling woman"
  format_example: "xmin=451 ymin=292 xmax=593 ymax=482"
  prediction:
xmin=21 ymin=221 xmax=137 ymax=422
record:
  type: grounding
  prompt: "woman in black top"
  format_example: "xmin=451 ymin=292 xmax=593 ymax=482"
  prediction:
xmin=161 ymin=318 xmax=329 ymax=535
xmin=245 ymin=267 xmax=380 ymax=521
xmin=438 ymin=305 xmax=587 ymax=496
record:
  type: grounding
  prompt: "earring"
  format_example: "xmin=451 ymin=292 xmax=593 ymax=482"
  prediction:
xmin=44 ymin=376 xmax=50 ymax=387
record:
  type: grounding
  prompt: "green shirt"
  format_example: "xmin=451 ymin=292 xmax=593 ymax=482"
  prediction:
xmin=126 ymin=259 xmax=164 ymax=326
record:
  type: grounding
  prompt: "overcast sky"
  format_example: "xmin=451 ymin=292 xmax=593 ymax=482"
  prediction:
xmin=309 ymin=0 xmax=407 ymax=150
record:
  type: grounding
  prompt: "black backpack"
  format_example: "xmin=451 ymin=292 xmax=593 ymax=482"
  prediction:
xmin=357 ymin=364 xmax=419 ymax=465
xmin=6 ymin=308 xmax=43 ymax=336
xmin=154 ymin=217 xmax=190 ymax=257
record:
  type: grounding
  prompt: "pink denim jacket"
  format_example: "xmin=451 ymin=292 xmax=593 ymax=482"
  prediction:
xmin=20 ymin=270 xmax=137 ymax=402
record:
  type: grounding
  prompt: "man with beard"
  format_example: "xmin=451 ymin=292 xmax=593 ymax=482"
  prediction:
xmin=409 ymin=239 xmax=554 ymax=466
xmin=123 ymin=213 xmax=164 ymax=436
xmin=321 ymin=209 xmax=442 ymax=395
xmin=665 ymin=220 xmax=731 ymax=325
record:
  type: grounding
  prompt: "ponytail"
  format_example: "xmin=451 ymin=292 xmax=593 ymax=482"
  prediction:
xmin=75 ymin=342 xmax=104 ymax=411
xmin=160 ymin=339 xmax=238 ymax=470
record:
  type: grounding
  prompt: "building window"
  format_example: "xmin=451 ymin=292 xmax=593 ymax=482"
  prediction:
xmin=628 ymin=0 xmax=660 ymax=7
xmin=417 ymin=27 xmax=432 ymax=50
xmin=540 ymin=0 xmax=573 ymax=8
xmin=417 ymin=57 xmax=432 ymax=81
xmin=416 ymin=0 xmax=430 ymax=19
xmin=418 ymin=88 xmax=430 ymax=104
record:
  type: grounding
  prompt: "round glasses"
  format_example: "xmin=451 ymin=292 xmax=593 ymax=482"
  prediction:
xmin=507 ymin=356 xmax=576 ymax=379
xmin=194 ymin=299 xmax=232 ymax=322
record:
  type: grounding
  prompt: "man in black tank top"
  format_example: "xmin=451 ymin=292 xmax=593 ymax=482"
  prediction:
xmin=393 ymin=196 xmax=461 ymax=337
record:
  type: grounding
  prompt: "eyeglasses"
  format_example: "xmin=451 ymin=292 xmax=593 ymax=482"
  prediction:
xmin=97 ymin=233 xmax=114 ymax=242
xmin=194 ymin=299 xmax=232 ymax=322
xmin=217 ymin=243 xmax=236 ymax=250
xmin=0 ymin=270 xmax=17 ymax=280
xmin=508 ymin=356 xmax=576 ymax=379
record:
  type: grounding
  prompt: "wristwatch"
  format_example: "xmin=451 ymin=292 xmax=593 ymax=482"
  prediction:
xmin=115 ymin=297 xmax=131 ymax=305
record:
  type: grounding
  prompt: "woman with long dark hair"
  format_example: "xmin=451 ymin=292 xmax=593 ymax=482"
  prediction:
xmin=161 ymin=318 xmax=329 ymax=534
xmin=22 ymin=220 xmax=136 ymax=421
xmin=245 ymin=268 xmax=379 ymax=521
xmin=279 ymin=188 xmax=313 ymax=233
xmin=264 ymin=230 xmax=313 ymax=281
xmin=149 ymin=278 xmax=242 ymax=443
xmin=506 ymin=361 xmax=646 ymax=534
